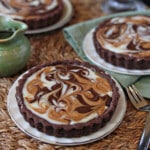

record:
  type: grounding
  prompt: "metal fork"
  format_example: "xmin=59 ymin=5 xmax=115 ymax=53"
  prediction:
xmin=126 ymin=85 xmax=150 ymax=150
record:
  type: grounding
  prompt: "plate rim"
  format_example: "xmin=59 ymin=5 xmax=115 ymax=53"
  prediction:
xmin=82 ymin=28 xmax=150 ymax=75
xmin=7 ymin=72 xmax=126 ymax=146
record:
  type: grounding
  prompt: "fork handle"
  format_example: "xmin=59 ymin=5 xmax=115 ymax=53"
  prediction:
xmin=138 ymin=111 xmax=150 ymax=150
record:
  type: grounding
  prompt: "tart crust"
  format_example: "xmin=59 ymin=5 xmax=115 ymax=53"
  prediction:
xmin=0 ymin=0 xmax=64 ymax=30
xmin=15 ymin=61 xmax=119 ymax=137
xmin=93 ymin=15 xmax=150 ymax=69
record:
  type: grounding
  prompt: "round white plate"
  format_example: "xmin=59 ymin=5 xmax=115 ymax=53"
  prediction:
xmin=7 ymin=73 xmax=126 ymax=146
xmin=25 ymin=0 xmax=73 ymax=34
xmin=83 ymin=29 xmax=150 ymax=75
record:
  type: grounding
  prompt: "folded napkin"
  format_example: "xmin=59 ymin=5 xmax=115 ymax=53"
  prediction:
xmin=63 ymin=10 xmax=150 ymax=99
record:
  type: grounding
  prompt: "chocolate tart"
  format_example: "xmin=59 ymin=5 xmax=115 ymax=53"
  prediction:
xmin=93 ymin=15 xmax=150 ymax=69
xmin=0 ymin=0 xmax=64 ymax=30
xmin=15 ymin=60 xmax=119 ymax=137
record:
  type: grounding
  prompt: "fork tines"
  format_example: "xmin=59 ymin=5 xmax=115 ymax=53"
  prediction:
xmin=126 ymin=85 xmax=148 ymax=110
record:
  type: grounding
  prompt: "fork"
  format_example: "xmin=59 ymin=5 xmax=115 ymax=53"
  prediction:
xmin=126 ymin=85 xmax=150 ymax=150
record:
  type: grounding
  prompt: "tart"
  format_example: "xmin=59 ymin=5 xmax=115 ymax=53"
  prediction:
xmin=93 ymin=15 xmax=150 ymax=69
xmin=0 ymin=0 xmax=64 ymax=30
xmin=15 ymin=61 xmax=119 ymax=137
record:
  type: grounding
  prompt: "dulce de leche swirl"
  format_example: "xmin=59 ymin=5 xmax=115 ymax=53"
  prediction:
xmin=0 ymin=0 xmax=59 ymax=18
xmin=96 ymin=16 xmax=150 ymax=58
xmin=23 ymin=64 xmax=113 ymax=125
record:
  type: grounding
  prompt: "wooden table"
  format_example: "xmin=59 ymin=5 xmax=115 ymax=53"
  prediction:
xmin=0 ymin=0 xmax=148 ymax=149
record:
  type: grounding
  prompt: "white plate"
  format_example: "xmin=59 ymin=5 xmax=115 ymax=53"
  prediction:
xmin=83 ymin=29 xmax=150 ymax=75
xmin=25 ymin=0 xmax=73 ymax=34
xmin=7 ymin=72 xmax=126 ymax=146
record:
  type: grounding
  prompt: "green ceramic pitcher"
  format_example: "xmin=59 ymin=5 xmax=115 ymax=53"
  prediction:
xmin=0 ymin=16 xmax=31 ymax=77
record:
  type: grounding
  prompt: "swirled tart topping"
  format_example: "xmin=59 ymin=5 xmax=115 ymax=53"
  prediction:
xmin=23 ymin=64 xmax=113 ymax=125
xmin=96 ymin=16 xmax=150 ymax=57
xmin=0 ymin=0 xmax=58 ymax=18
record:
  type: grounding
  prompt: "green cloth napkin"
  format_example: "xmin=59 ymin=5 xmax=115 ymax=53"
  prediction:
xmin=63 ymin=10 xmax=150 ymax=99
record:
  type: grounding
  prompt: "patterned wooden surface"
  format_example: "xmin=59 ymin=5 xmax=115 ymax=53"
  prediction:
xmin=0 ymin=0 xmax=148 ymax=149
